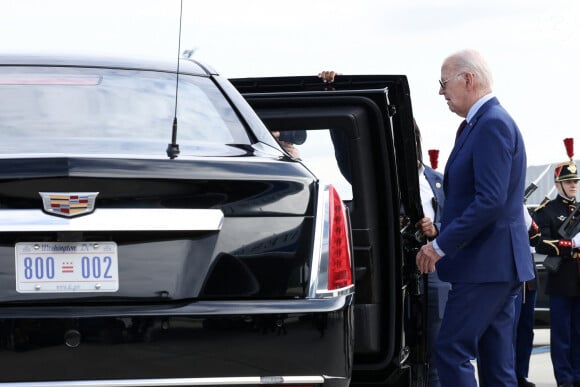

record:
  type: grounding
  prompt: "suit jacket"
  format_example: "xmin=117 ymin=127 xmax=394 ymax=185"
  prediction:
xmin=423 ymin=166 xmax=445 ymax=230
xmin=423 ymin=165 xmax=450 ymax=320
xmin=436 ymin=97 xmax=535 ymax=284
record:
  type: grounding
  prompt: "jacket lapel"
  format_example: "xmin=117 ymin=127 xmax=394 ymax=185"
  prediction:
xmin=444 ymin=97 xmax=500 ymax=177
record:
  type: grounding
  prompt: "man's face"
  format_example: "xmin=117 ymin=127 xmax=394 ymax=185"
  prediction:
xmin=556 ymin=179 xmax=579 ymax=198
xmin=439 ymin=59 xmax=468 ymax=117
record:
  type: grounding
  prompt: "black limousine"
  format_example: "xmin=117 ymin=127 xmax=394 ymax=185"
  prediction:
xmin=0 ymin=55 xmax=427 ymax=387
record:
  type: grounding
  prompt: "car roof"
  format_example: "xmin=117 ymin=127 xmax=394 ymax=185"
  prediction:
xmin=0 ymin=53 xmax=214 ymax=76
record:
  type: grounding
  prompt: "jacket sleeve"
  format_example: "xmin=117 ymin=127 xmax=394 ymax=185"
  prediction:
xmin=533 ymin=206 xmax=575 ymax=257
xmin=528 ymin=218 xmax=540 ymax=248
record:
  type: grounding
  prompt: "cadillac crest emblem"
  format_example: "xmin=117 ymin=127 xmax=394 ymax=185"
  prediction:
xmin=39 ymin=192 xmax=99 ymax=217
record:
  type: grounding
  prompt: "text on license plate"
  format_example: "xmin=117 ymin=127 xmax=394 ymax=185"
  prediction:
xmin=15 ymin=241 xmax=119 ymax=293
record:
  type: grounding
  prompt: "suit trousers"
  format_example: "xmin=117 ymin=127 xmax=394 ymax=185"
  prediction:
xmin=427 ymin=271 xmax=451 ymax=387
xmin=434 ymin=281 xmax=521 ymax=387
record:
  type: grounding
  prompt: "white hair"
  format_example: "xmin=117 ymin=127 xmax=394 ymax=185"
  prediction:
xmin=450 ymin=49 xmax=493 ymax=91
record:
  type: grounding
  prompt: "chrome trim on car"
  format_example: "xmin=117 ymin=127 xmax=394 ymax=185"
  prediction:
xmin=308 ymin=183 xmax=329 ymax=298
xmin=0 ymin=294 xmax=354 ymax=318
xmin=0 ymin=209 xmax=223 ymax=232
xmin=315 ymin=285 xmax=355 ymax=299
xmin=0 ymin=376 xmax=325 ymax=387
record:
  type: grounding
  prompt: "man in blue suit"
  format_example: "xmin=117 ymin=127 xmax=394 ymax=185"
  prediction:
xmin=416 ymin=49 xmax=535 ymax=386
xmin=414 ymin=121 xmax=450 ymax=387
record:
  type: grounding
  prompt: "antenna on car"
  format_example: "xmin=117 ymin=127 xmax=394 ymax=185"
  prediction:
xmin=166 ymin=0 xmax=183 ymax=160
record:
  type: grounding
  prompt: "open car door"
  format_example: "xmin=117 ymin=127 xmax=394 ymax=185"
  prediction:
xmin=231 ymin=75 xmax=429 ymax=386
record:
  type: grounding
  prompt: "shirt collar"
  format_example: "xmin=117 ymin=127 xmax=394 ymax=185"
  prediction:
xmin=466 ymin=93 xmax=495 ymax=124
xmin=558 ymin=193 xmax=577 ymax=204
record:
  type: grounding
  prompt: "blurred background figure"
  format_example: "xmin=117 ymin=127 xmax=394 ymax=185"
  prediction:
xmin=271 ymin=130 xmax=306 ymax=159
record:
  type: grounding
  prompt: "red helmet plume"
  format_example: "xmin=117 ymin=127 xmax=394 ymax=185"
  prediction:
xmin=564 ymin=138 xmax=574 ymax=160
xmin=554 ymin=138 xmax=578 ymax=182
xmin=428 ymin=149 xmax=439 ymax=170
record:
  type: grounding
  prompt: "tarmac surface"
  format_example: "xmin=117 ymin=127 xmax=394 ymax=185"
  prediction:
xmin=526 ymin=329 xmax=557 ymax=387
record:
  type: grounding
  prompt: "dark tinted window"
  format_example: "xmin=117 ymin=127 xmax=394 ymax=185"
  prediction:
xmin=0 ymin=66 xmax=249 ymax=156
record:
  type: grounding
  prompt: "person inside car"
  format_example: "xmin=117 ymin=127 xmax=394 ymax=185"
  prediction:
xmin=271 ymin=130 xmax=306 ymax=159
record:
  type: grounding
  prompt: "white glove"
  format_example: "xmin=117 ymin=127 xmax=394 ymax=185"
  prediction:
xmin=523 ymin=206 xmax=532 ymax=230
xmin=573 ymin=233 xmax=580 ymax=248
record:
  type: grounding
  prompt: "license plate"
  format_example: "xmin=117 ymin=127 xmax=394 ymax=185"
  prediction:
xmin=15 ymin=241 xmax=119 ymax=293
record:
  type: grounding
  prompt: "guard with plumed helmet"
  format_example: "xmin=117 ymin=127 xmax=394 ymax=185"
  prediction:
xmin=531 ymin=137 xmax=580 ymax=386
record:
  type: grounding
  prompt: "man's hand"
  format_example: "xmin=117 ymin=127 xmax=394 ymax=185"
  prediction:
xmin=416 ymin=242 xmax=442 ymax=273
xmin=271 ymin=131 xmax=300 ymax=158
xmin=318 ymin=70 xmax=341 ymax=83
xmin=415 ymin=217 xmax=438 ymax=238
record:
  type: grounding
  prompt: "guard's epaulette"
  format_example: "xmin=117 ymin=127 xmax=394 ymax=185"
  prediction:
xmin=533 ymin=199 xmax=551 ymax=212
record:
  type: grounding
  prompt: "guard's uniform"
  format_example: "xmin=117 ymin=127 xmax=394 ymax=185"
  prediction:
xmin=533 ymin=196 xmax=580 ymax=296
xmin=532 ymin=161 xmax=580 ymax=385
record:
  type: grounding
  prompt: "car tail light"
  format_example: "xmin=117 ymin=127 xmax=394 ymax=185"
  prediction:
xmin=327 ymin=185 xmax=353 ymax=290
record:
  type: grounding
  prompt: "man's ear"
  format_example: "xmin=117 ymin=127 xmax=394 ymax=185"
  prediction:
xmin=464 ymin=72 xmax=475 ymax=88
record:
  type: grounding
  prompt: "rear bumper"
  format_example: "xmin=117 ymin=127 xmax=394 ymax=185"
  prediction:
xmin=0 ymin=296 xmax=353 ymax=386
xmin=0 ymin=377 xmax=326 ymax=387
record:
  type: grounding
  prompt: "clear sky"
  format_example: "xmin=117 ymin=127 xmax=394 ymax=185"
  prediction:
xmin=2 ymin=0 xmax=578 ymax=169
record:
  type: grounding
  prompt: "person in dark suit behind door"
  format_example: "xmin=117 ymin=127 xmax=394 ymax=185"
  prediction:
xmin=415 ymin=49 xmax=534 ymax=387
xmin=413 ymin=120 xmax=450 ymax=387
xmin=515 ymin=206 xmax=540 ymax=387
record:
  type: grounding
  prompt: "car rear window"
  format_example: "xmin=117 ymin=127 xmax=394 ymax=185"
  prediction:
xmin=0 ymin=66 xmax=250 ymax=156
